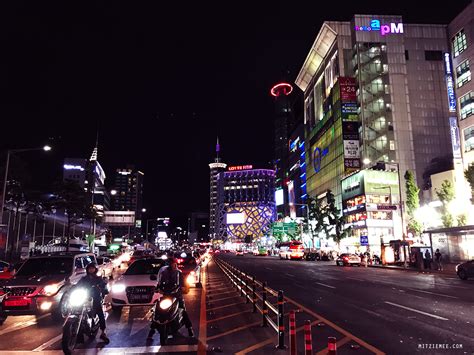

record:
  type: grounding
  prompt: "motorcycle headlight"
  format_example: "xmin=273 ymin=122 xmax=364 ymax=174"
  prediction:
xmin=69 ymin=288 xmax=88 ymax=307
xmin=40 ymin=283 xmax=61 ymax=296
xmin=159 ymin=298 xmax=173 ymax=310
xmin=186 ymin=274 xmax=195 ymax=285
xmin=111 ymin=284 xmax=126 ymax=293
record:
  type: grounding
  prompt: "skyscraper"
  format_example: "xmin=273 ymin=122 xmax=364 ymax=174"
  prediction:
xmin=209 ymin=138 xmax=227 ymax=239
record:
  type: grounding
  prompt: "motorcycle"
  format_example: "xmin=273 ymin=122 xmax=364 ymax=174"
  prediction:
xmin=61 ymin=287 xmax=101 ymax=355
xmin=0 ymin=288 xmax=9 ymax=325
xmin=149 ymin=282 xmax=185 ymax=345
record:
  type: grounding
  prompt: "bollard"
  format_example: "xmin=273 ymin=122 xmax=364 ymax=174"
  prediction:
xmin=304 ymin=320 xmax=312 ymax=355
xmin=252 ymin=276 xmax=257 ymax=313
xmin=276 ymin=290 xmax=286 ymax=349
xmin=289 ymin=310 xmax=297 ymax=355
xmin=261 ymin=282 xmax=268 ymax=327
xmin=328 ymin=337 xmax=337 ymax=354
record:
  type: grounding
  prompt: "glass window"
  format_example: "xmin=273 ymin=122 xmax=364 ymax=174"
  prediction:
xmin=456 ymin=60 xmax=471 ymax=88
xmin=460 ymin=92 xmax=473 ymax=120
xmin=424 ymin=50 xmax=443 ymax=61
xmin=452 ymin=30 xmax=468 ymax=58
xmin=464 ymin=126 xmax=474 ymax=152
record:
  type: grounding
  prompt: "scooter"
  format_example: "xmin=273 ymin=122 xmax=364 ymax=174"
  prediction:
xmin=149 ymin=282 xmax=185 ymax=345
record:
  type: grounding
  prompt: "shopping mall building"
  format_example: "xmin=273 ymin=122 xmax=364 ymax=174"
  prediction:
xmin=295 ymin=15 xmax=457 ymax=252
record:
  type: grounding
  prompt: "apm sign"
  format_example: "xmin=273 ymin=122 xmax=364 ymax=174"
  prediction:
xmin=355 ymin=19 xmax=404 ymax=36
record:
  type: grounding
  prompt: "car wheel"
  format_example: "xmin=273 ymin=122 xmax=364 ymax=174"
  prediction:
xmin=458 ymin=269 xmax=468 ymax=280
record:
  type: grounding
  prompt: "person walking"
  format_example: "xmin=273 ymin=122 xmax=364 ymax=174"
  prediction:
xmin=424 ymin=249 xmax=432 ymax=270
xmin=434 ymin=249 xmax=443 ymax=271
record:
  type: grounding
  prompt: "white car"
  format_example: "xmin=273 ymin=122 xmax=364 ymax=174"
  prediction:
xmin=97 ymin=256 xmax=114 ymax=279
xmin=110 ymin=258 xmax=166 ymax=311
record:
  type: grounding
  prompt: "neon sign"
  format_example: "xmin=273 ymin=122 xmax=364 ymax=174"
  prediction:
xmin=444 ymin=53 xmax=457 ymax=113
xmin=63 ymin=164 xmax=84 ymax=171
xmin=313 ymin=147 xmax=329 ymax=173
xmin=355 ymin=19 xmax=404 ymax=36
xmin=228 ymin=165 xmax=253 ymax=171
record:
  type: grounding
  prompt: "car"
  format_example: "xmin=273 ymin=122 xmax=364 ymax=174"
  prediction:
xmin=235 ymin=250 xmax=244 ymax=256
xmin=97 ymin=256 xmax=115 ymax=279
xmin=0 ymin=252 xmax=97 ymax=321
xmin=174 ymin=252 xmax=201 ymax=288
xmin=456 ymin=260 xmax=474 ymax=280
xmin=128 ymin=250 xmax=154 ymax=265
xmin=253 ymin=247 xmax=268 ymax=256
xmin=279 ymin=242 xmax=305 ymax=260
xmin=110 ymin=258 xmax=166 ymax=311
xmin=336 ymin=253 xmax=361 ymax=266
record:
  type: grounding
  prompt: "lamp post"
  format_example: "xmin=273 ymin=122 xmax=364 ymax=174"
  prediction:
xmin=145 ymin=218 xmax=157 ymax=243
xmin=1 ymin=145 xmax=52 ymax=225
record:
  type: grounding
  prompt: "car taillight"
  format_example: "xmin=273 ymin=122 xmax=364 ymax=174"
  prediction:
xmin=177 ymin=259 xmax=183 ymax=264
xmin=343 ymin=257 xmax=348 ymax=260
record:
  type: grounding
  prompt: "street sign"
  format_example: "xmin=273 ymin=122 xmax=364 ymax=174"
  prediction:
xmin=360 ymin=235 xmax=369 ymax=246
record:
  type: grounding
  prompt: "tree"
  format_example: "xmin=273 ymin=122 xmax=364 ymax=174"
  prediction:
xmin=306 ymin=196 xmax=329 ymax=246
xmin=49 ymin=180 xmax=96 ymax=251
xmin=436 ymin=180 xmax=455 ymax=228
xmin=325 ymin=190 xmax=351 ymax=248
xmin=457 ymin=214 xmax=467 ymax=227
xmin=404 ymin=170 xmax=423 ymax=235
xmin=464 ymin=164 xmax=474 ymax=202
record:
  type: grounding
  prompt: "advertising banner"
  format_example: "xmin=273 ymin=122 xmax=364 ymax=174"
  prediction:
xmin=342 ymin=121 xmax=361 ymax=171
xmin=339 ymin=77 xmax=357 ymax=102
xmin=444 ymin=53 xmax=457 ymax=113
xmin=449 ymin=116 xmax=462 ymax=159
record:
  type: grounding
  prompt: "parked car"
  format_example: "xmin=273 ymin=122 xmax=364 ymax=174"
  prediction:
xmin=336 ymin=253 xmax=361 ymax=266
xmin=305 ymin=252 xmax=320 ymax=261
xmin=174 ymin=252 xmax=202 ymax=287
xmin=110 ymin=258 xmax=166 ymax=311
xmin=0 ymin=252 xmax=97 ymax=321
xmin=456 ymin=260 xmax=474 ymax=280
xmin=97 ymin=256 xmax=115 ymax=279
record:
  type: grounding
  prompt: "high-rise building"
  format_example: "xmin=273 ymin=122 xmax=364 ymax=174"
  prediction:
xmin=209 ymin=138 xmax=227 ymax=239
xmin=271 ymin=82 xmax=294 ymax=218
xmin=215 ymin=166 xmax=276 ymax=241
xmin=296 ymin=15 xmax=454 ymax=249
xmin=111 ymin=166 xmax=144 ymax=237
xmin=63 ymin=158 xmax=88 ymax=187
xmin=286 ymin=123 xmax=307 ymax=218
xmin=449 ymin=2 xmax=473 ymax=168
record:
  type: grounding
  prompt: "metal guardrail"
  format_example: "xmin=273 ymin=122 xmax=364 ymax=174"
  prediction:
xmin=215 ymin=257 xmax=287 ymax=349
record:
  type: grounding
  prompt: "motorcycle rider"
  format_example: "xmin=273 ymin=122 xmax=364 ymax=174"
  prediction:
xmin=76 ymin=262 xmax=110 ymax=343
xmin=148 ymin=257 xmax=194 ymax=339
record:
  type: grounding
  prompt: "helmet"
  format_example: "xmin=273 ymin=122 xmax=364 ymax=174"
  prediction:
xmin=85 ymin=262 xmax=98 ymax=274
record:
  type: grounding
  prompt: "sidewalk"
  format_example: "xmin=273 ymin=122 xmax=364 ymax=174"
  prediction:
xmin=368 ymin=262 xmax=458 ymax=276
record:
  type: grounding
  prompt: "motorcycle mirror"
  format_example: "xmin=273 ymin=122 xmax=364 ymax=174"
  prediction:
xmin=150 ymin=274 xmax=157 ymax=281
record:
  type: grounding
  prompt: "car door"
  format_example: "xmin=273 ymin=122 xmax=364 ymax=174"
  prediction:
xmin=467 ymin=260 xmax=474 ymax=276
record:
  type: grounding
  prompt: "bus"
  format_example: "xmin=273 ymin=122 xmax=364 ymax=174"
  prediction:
xmin=278 ymin=241 xmax=304 ymax=260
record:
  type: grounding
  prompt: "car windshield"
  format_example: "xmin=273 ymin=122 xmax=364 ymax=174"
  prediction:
xmin=125 ymin=259 xmax=164 ymax=275
xmin=16 ymin=257 xmax=73 ymax=276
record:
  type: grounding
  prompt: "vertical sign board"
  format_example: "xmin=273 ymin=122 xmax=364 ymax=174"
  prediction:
xmin=339 ymin=77 xmax=361 ymax=172
xmin=444 ymin=53 xmax=457 ymax=113
xmin=360 ymin=235 xmax=369 ymax=246
xmin=0 ymin=225 xmax=7 ymax=259
xmin=449 ymin=117 xmax=462 ymax=159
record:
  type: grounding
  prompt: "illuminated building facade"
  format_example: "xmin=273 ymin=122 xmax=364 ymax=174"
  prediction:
xmin=209 ymin=138 xmax=227 ymax=239
xmin=286 ymin=123 xmax=307 ymax=218
xmin=296 ymin=15 xmax=454 ymax=224
xmin=111 ymin=166 xmax=144 ymax=237
xmin=215 ymin=167 xmax=276 ymax=241
xmin=341 ymin=169 xmax=402 ymax=256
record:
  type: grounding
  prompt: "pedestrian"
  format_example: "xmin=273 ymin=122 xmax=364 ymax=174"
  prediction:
xmin=434 ymin=249 xmax=443 ymax=271
xmin=416 ymin=249 xmax=424 ymax=271
xmin=424 ymin=249 xmax=432 ymax=270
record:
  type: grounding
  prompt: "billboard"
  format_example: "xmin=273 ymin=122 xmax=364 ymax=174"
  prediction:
xmin=226 ymin=212 xmax=245 ymax=225
xmin=103 ymin=211 xmax=135 ymax=226
xmin=444 ymin=53 xmax=457 ymax=113
xmin=288 ymin=181 xmax=296 ymax=219
xmin=275 ymin=189 xmax=284 ymax=206
xmin=449 ymin=117 xmax=462 ymax=159
xmin=339 ymin=77 xmax=357 ymax=102
xmin=342 ymin=121 xmax=361 ymax=171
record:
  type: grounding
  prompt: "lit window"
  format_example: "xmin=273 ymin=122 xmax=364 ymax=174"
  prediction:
xmin=452 ymin=29 xmax=468 ymax=58
xmin=464 ymin=126 xmax=474 ymax=152
xmin=456 ymin=60 xmax=471 ymax=88
xmin=460 ymin=92 xmax=473 ymax=120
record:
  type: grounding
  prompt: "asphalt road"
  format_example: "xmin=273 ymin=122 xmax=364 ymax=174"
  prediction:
xmin=219 ymin=253 xmax=474 ymax=355
xmin=0 ymin=268 xmax=202 ymax=354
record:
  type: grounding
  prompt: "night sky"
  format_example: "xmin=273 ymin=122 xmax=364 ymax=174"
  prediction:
xmin=0 ymin=1 xmax=470 ymax=227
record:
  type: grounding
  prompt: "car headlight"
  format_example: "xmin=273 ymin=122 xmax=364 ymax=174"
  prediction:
xmin=455 ymin=264 xmax=460 ymax=272
xmin=186 ymin=274 xmax=195 ymax=284
xmin=69 ymin=288 xmax=88 ymax=307
xmin=159 ymin=298 xmax=173 ymax=310
xmin=111 ymin=284 xmax=126 ymax=293
xmin=40 ymin=283 xmax=61 ymax=296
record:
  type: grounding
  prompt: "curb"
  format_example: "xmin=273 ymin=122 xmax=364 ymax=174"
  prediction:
xmin=368 ymin=264 xmax=456 ymax=276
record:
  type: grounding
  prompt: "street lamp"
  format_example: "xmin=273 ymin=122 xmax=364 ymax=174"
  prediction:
xmin=1 ymin=145 xmax=52 ymax=224
xmin=110 ymin=189 xmax=117 ymax=196
xmin=141 ymin=208 xmax=147 ymax=213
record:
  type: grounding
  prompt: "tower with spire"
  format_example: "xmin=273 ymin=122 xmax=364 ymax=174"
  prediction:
xmin=209 ymin=137 xmax=227 ymax=240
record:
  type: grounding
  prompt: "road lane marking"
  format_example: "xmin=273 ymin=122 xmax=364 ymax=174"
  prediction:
xmin=32 ymin=334 xmax=62 ymax=351
xmin=207 ymin=301 xmax=246 ymax=312
xmin=197 ymin=261 xmax=207 ymax=355
xmin=207 ymin=310 xmax=252 ymax=324
xmin=284 ymin=273 xmax=295 ymax=277
xmin=315 ymin=282 xmax=336 ymax=289
xmin=0 ymin=314 xmax=49 ymax=337
xmin=264 ymin=267 xmax=273 ymax=271
xmin=407 ymin=288 xmax=458 ymax=299
xmin=347 ymin=277 xmax=365 ymax=282
xmin=3 ymin=345 xmax=200 ymax=354
xmin=207 ymin=320 xmax=261 ymax=341
xmin=210 ymin=294 xmax=242 ymax=303
xmin=316 ymin=336 xmax=350 ymax=355
xmin=384 ymin=301 xmax=449 ymax=320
